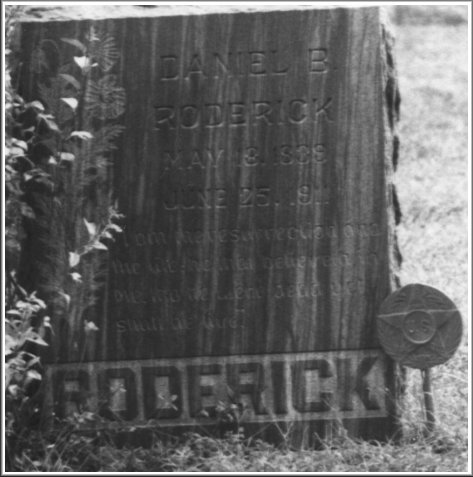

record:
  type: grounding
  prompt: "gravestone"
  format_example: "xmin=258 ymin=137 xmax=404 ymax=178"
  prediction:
xmin=18 ymin=5 xmax=401 ymax=446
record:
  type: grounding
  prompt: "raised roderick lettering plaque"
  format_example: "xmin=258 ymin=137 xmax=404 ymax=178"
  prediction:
xmin=18 ymin=6 xmax=401 ymax=445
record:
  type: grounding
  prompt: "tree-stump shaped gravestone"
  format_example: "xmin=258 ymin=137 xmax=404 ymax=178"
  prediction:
xmin=18 ymin=5 xmax=402 ymax=446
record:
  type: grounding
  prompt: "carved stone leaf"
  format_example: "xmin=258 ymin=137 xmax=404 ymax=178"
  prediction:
xmin=70 ymin=272 xmax=82 ymax=283
xmin=59 ymin=73 xmax=81 ymax=90
xmin=38 ymin=79 xmax=74 ymax=123
xmin=69 ymin=251 xmax=81 ymax=268
xmin=60 ymin=152 xmax=75 ymax=162
xmin=84 ymin=75 xmax=126 ymax=119
xmin=30 ymin=46 xmax=49 ymax=74
xmin=69 ymin=131 xmax=93 ymax=141
xmin=60 ymin=97 xmax=78 ymax=111
xmin=84 ymin=218 xmax=97 ymax=238
xmin=38 ymin=81 xmax=60 ymax=115
xmin=92 ymin=241 xmax=108 ymax=251
xmin=89 ymin=34 xmax=120 ymax=72
xmin=74 ymin=56 xmax=92 ymax=72
xmin=26 ymin=369 xmax=42 ymax=380
xmin=26 ymin=101 xmax=45 ymax=113
xmin=91 ymin=124 xmax=125 ymax=155
xmin=60 ymin=37 xmax=87 ymax=54
xmin=5 ymin=334 xmax=17 ymax=355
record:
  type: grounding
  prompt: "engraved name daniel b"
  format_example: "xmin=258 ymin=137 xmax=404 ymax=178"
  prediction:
xmin=47 ymin=350 xmax=386 ymax=425
xmin=157 ymin=48 xmax=330 ymax=80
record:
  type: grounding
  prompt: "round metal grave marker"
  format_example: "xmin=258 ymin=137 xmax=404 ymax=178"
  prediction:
xmin=377 ymin=284 xmax=463 ymax=369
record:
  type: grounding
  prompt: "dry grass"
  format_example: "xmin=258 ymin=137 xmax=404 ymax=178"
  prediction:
xmin=392 ymin=21 xmax=469 ymax=462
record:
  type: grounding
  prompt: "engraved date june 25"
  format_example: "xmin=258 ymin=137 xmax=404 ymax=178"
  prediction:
xmin=163 ymin=184 xmax=329 ymax=210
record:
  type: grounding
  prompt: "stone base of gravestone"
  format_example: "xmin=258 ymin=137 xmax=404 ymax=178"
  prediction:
xmin=17 ymin=5 xmax=402 ymax=446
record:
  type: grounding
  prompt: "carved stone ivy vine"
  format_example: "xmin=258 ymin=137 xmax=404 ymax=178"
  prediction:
xmin=23 ymin=25 xmax=126 ymax=362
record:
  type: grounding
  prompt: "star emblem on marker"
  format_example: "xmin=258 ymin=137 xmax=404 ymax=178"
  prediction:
xmin=376 ymin=284 xmax=462 ymax=369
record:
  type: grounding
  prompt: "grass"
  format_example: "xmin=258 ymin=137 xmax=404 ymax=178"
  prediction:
xmin=390 ymin=5 xmax=468 ymax=26
xmin=393 ymin=19 xmax=469 ymax=468
xmin=5 ymin=5 xmax=470 ymax=473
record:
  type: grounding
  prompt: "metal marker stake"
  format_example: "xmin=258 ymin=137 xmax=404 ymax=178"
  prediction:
xmin=421 ymin=368 xmax=435 ymax=435
xmin=378 ymin=284 xmax=462 ymax=440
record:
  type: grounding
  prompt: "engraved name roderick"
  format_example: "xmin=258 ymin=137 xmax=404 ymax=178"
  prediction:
xmin=47 ymin=350 xmax=387 ymax=424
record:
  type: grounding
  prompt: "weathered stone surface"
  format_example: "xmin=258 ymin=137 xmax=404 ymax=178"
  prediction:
xmin=19 ymin=6 xmax=401 ymax=444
